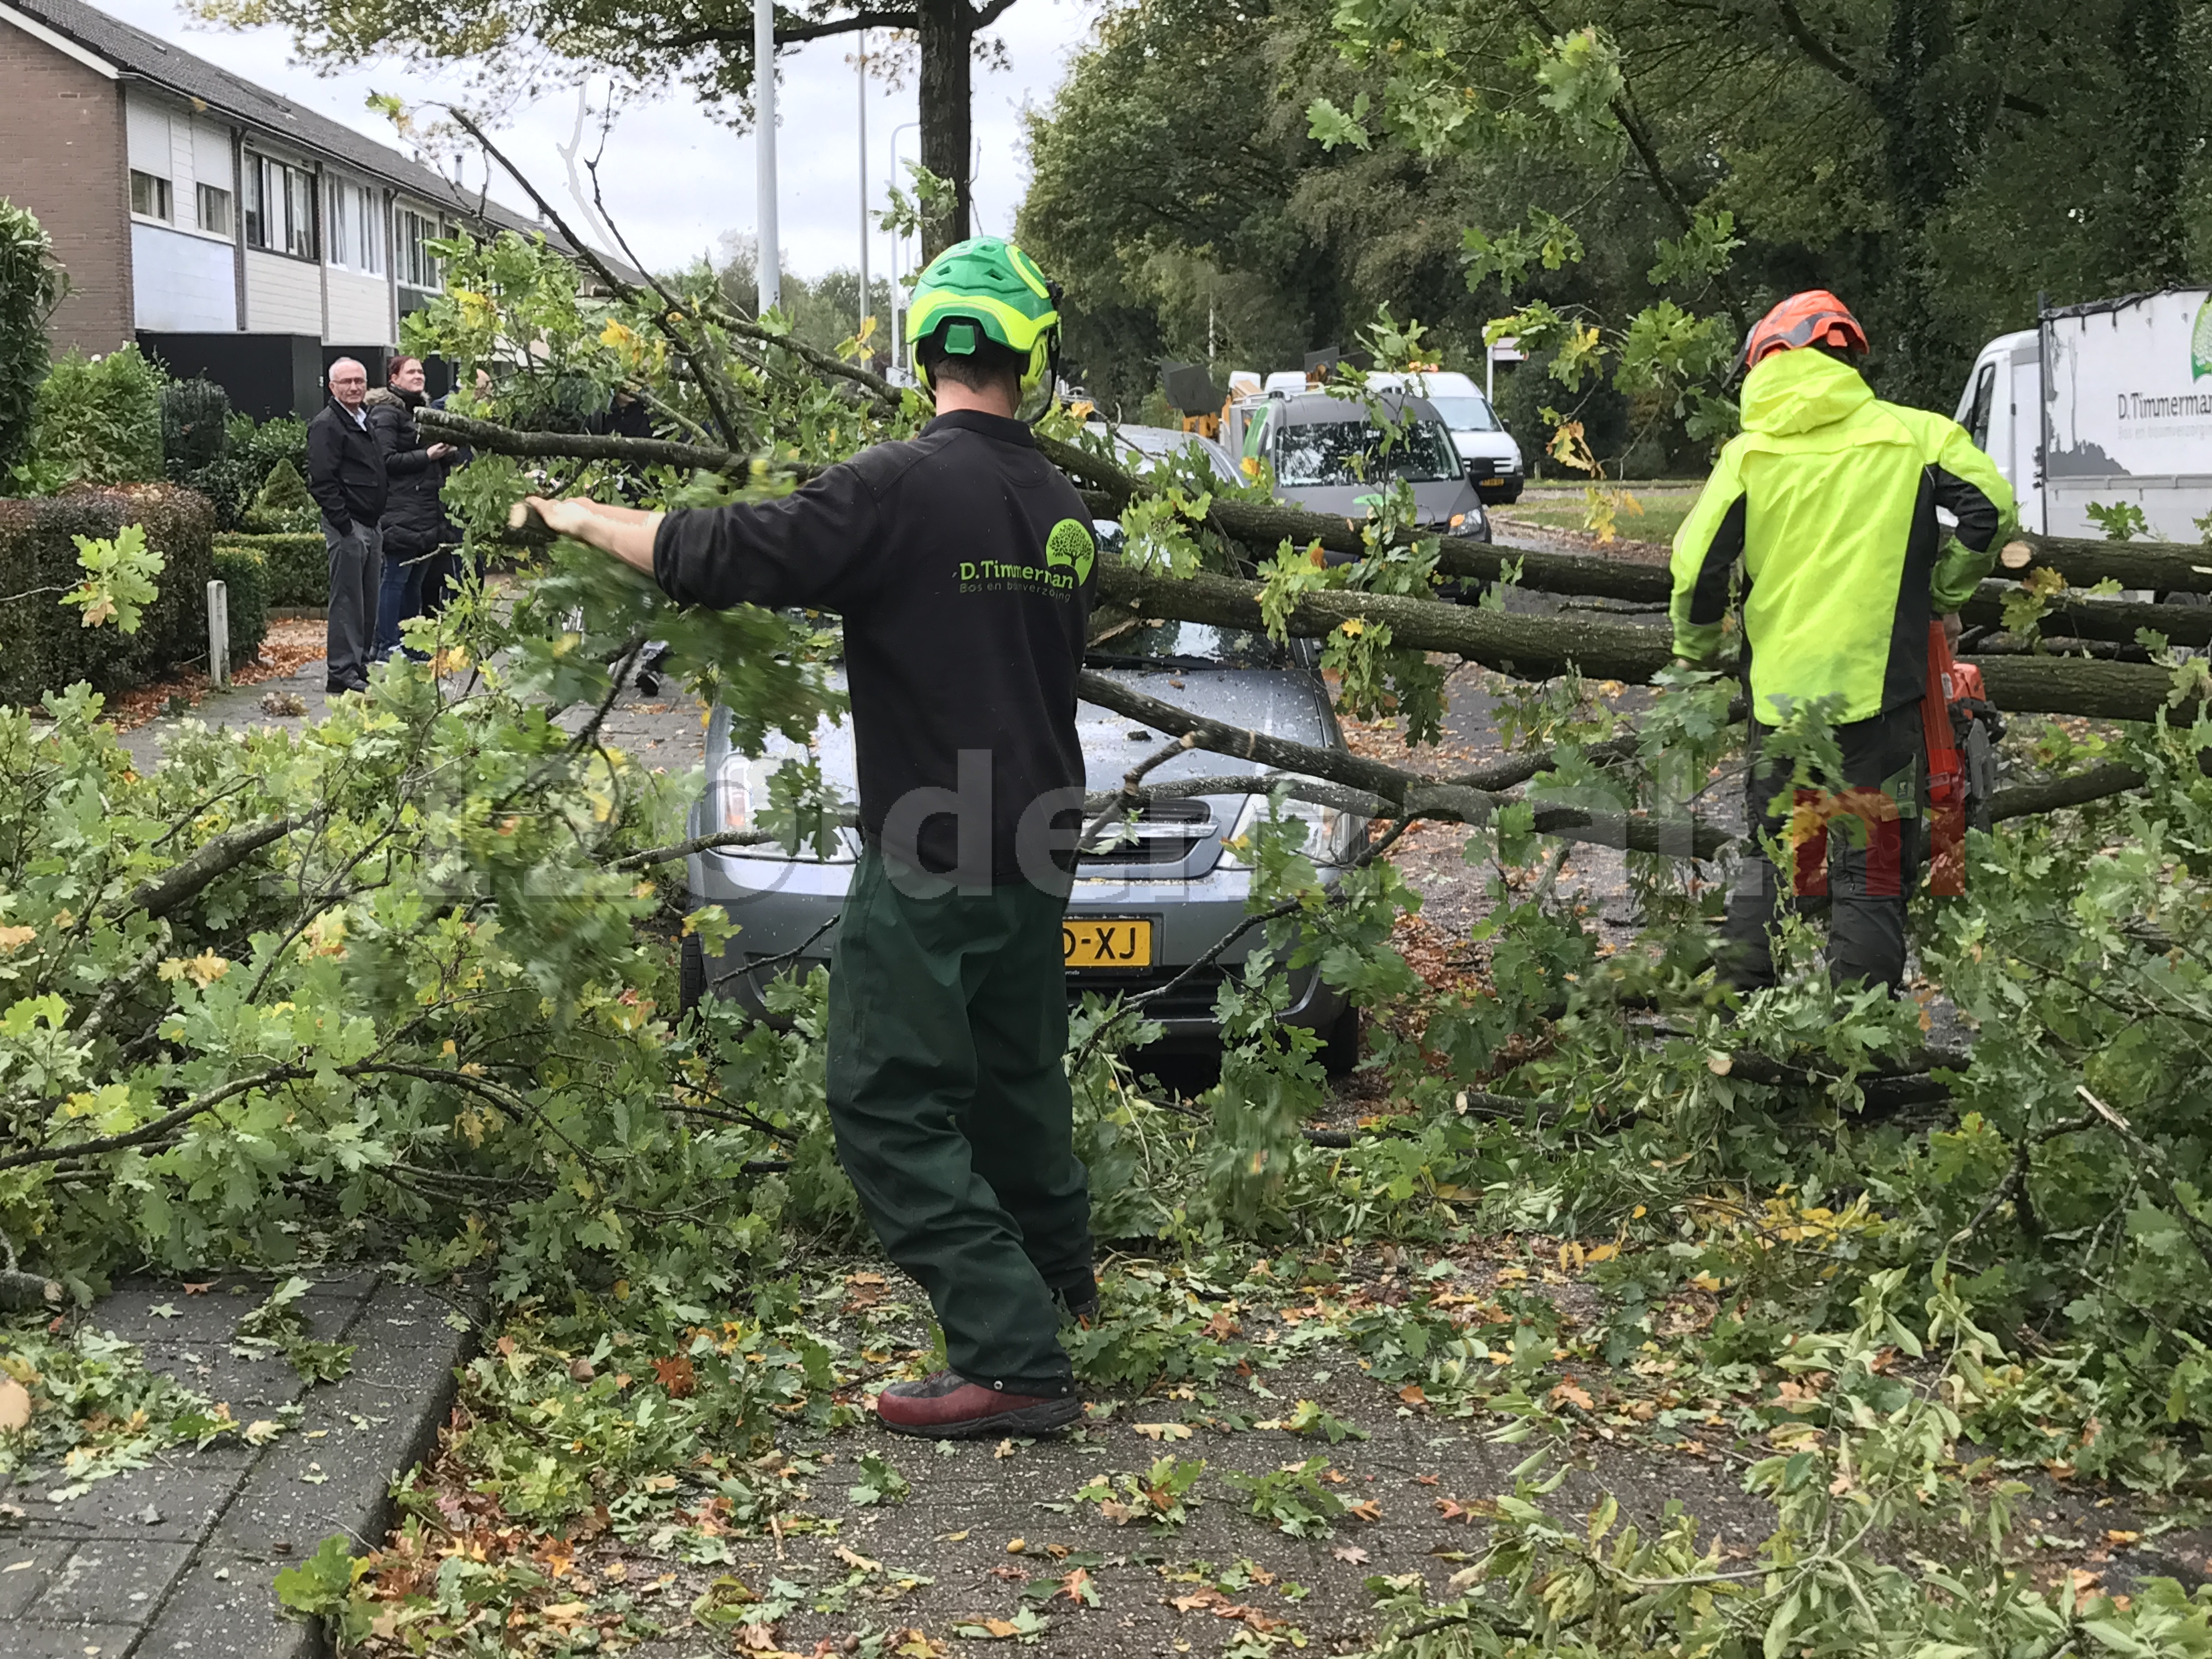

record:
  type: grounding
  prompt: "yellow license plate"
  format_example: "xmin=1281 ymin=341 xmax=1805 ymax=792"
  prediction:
xmin=1064 ymin=918 xmax=1154 ymax=968
xmin=1482 ymin=476 xmax=1505 ymax=487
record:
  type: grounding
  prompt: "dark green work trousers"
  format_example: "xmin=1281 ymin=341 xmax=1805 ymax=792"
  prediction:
xmin=825 ymin=849 xmax=1093 ymax=1395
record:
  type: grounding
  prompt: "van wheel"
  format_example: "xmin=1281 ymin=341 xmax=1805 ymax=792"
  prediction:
xmin=1321 ymin=1003 xmax=1361 ymax=1076
xmin=680 ymin=932 xmax=706 ymax=1018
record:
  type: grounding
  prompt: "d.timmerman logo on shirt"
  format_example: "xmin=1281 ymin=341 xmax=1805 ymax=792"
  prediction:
xmin=956 ymin=517 xmax=1095 ymax=596
xmin=957 ymin=557 xmax=1082 ymax=594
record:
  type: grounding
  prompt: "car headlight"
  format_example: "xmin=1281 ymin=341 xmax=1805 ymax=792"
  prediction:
xmin=1218 ymin=791 xmax=1358 ymax=867
xmin=710 ymin=759 xmax=758 ymax=831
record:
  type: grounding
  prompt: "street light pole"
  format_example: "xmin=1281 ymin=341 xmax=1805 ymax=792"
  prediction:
xmin=755 ymin=0 xmax=779 ymax=313
xmin=887 ymin=119 xmax=918 ymax=374
xmin=857 ymin=30 xmax=869 ymax=352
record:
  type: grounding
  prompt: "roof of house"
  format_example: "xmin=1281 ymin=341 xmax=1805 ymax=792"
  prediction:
xmin=5 ymin=0 xmax=631 ymax=277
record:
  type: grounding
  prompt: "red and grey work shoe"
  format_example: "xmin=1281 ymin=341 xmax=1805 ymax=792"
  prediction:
xmin=875 ymin=1371 xmax=1081 ymax=1440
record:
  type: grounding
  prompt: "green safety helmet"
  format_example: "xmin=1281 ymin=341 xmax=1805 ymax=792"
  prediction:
xmin=905 ymin=236 xmax=1062 ymax=395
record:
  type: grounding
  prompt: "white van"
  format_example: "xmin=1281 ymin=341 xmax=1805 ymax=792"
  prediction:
xmin=1955 ymin=290 xmax=2212 ymax=538
xmin=1374 ymin=370 xmax=1525 ymax=503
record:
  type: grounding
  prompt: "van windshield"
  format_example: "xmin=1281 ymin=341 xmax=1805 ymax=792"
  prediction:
xmin=1424 ymin=394 xmax=1502 ymax=433
xmin=1274 ymin=419 xmax=1463 ymax=487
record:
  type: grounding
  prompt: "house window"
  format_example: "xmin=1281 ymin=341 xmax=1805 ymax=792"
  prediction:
xmin=326 ymin=177 xmax=351 ymax=266
xmin=243 ymin=153 xmax=316 ymax=259
xmin=129 ymin=170 xmax=172 ymax=222
xmin=357 ymin=187 xmax=383 ymax=275
xmin=196 ymin=183 xmax=232 ymax=238
xmin=397 ymin=208 xmax=443 ymax=292
xmin=327 ymin=180 xmax=386 ymax=274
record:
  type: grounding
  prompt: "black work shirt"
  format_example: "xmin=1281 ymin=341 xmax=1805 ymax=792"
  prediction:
xmin=653 ymin=410 xmax=1097 ymax=888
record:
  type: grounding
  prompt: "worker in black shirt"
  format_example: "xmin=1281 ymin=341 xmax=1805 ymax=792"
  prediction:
xmin=522 ymin=238 xmax=1097 ymax=1440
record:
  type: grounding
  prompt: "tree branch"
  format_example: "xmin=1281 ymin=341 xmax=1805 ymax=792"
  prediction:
xmin=1080 ymin=671 xmax=1734 ymax=858
xmin=1772 ymin=0 xmax=1858 ymax=81
xmin=0 ymin=1068 xmax=291 ymax=1173
xmin=647 ymin=8 xmax=917 ymax=53
xmin=122 ymin=817 xmax=300 ymax=921
xmin=418 ymin=408 xmax=789 ymax=478
xmin=608 ymin=819 xmax=856 ymax=872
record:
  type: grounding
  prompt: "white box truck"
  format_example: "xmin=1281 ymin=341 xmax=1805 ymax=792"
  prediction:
xmin=1955 ymin=289 xmax=2212 ymax=539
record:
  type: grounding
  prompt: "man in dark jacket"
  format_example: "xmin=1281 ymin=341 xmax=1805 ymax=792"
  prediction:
xmin=306 ymin=358 xmax=389 ymax=693
xmin=521 ymin=239 xmax=1097 ymax=1441
xmin=364 ymin=356 xmax=457 ymax=659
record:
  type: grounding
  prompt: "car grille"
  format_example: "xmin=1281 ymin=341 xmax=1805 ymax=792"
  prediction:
xmin=1066 ymin=964 xmax=1228 ymax=1022
xmin=1078 ymin=799 xmax=1220 ymax=867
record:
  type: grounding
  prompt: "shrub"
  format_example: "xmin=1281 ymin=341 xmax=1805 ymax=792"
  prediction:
xmin=161 ymin=379 xmax=232 ymax=473
xmin=0 ymin=199 xmax=61 ymax=476
xmin=211 ymin=541 xmax=269 ymax=667
xmin=176 ymin=414 xmax=309 ymax=531
xmin=33 ymin=346 xmax=166 ymax=486
xmin=0 ymin=484 xmax=215 ymax=702
xmin=213 ymin=531 xmax=325 ymax=608
xmin=242 ymin=457 xmax=318 ymax=533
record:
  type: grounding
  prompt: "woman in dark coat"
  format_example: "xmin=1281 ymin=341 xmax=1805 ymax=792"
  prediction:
xmin=365 ymin=356 xmax=456 ymax=659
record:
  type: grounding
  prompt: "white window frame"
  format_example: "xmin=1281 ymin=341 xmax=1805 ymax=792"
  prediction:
xmin=357 ymin=185 xmax=384 ymax=275
xmin=396 ymin=206 xmax=443 ymax=293
xmin=326 ymin=174 xmax=352 ymax=267
xmin=129 ymin=169 xmax=172 ymax=223
xmin=195 ymin=181 xmax=232 ymax=238
xmin=244 ymin=151 xmax=317 ymax=261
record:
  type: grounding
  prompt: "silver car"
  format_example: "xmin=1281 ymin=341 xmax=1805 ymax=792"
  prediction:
xmin=679 ymin=604 xmax=1366 ymax=1070
xmin=1090 ymin=421 xmax=1242 ymax=486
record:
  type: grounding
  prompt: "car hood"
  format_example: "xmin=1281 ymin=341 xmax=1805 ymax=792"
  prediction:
xmin=1076 ymin=668 xmax=1329 ymax=791
xmin=1282 ymin=478 xmax=1483 ymax=526
xmin=704 ymin=665 xmax=1337 ymax=865
xmin=1451 ymin=431 xmax=1523 ymax=467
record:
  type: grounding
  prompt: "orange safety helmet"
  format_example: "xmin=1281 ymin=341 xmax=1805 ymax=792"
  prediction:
xmin=1737 ymin=290 xmax=1869 ymax=375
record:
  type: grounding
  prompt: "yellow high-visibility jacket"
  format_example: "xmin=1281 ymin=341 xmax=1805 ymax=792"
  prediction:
xmin=1669 ymin=349 xmax=2016 ymax=726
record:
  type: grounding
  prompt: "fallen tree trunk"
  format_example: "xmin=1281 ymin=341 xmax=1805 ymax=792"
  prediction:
xmin=1098 ymin=561 xmax=1680 ymax=684
xmin=1961 ymin=653 xmax=2199 ymax=724
xmin=486 ymin=422 xmax=2205 ymax=724
xmin=1957 ymin=583 xmax=2212 ymax=647
xmin=2007 ymin=532 xmax=2212 ymax=595
xmin=1099 ymin=558 xmax=2202 ymax=724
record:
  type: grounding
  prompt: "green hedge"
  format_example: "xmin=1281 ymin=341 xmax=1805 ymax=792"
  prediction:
xmin=211 ymin=543 xmax=268 ymax=669
xmin=0 ymin=484 xmax=216 ymax=704
xmin=212 ymin=531 xmax=324 ymax=608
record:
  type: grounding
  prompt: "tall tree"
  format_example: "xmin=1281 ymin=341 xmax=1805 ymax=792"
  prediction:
xmin=1028 ymin=0 xmax=2212 ymax=426
xmin=194 ymin=0 xmax=1020 ymax=255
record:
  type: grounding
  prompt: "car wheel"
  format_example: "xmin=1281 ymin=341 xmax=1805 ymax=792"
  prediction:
xmin=680 ymin=932 xmax=706 ymax=1018
xmin=1321 ymin=1002 xmax=1361 ymax=1076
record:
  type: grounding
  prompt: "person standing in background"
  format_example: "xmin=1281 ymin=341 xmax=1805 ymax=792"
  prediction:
xmin=306 ymin=358 xmax=388 ymax=694
xmin=365 ymin=356 xmax=458 ymax=659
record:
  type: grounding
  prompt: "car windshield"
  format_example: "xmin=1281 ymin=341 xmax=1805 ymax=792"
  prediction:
xmin=1425 ymin=394 xmax=1502 ymax=433
xmin=1085 ymin=619 xmax=1290 ymax=670
xmin=1274 ymin=418 xmax=1463 ymax=486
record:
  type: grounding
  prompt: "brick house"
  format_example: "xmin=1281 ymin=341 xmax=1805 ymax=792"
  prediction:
xmin=0 ymin=0 xmax=612 ymax=416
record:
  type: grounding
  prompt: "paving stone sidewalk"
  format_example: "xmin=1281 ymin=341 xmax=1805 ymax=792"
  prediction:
xmin=2 ymin=1274 xmax=481 ymax=1659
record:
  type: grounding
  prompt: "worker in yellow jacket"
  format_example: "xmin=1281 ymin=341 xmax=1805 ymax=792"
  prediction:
xmin=1670 ymin=291 xmax=2016 ymax=993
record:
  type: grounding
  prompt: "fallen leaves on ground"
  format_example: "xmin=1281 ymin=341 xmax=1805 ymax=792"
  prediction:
xmin=105 ymin=619 xmax=329 ymax=731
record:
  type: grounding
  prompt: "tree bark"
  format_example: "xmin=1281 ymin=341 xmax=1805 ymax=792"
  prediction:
xmin=1956 ymin=581 xmax=2212 ymax=648
xmin=917 ymin=0 xmax=973 ymax=255
xmin=2011 ymin=532 xmax=2212 ymax=595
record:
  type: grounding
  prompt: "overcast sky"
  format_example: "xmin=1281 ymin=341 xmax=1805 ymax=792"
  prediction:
xmin=98 ymin=0 xmax=1104 ymax=281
